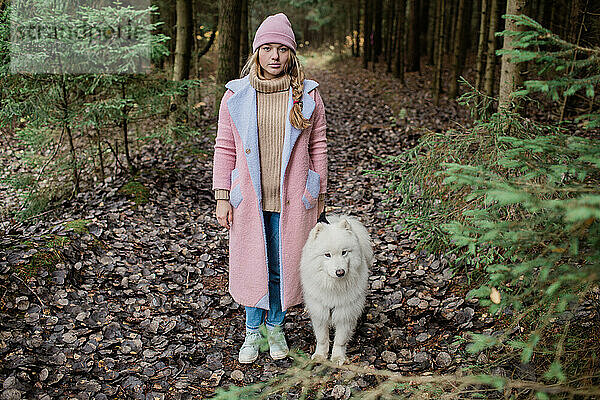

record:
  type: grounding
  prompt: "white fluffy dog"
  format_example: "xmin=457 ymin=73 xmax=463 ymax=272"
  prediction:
xmin=300 ymin=214 xmax=373 ymax=365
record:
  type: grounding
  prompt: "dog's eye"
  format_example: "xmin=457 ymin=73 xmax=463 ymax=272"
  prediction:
xmin=324 ymin=253 xmax=331 ymax=258
xmin=342 ymin=250 xmax=348 ymax=256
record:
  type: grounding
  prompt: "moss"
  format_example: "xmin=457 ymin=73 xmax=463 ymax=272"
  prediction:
xmin=15 ymin=250 xmax=59 ymax=278
xmin=12 ymin=234 xmax=67 ymax=279
xmin=63 ymin=219 xmax=90 ymax=234
xmin=45 ymin=234 xmax=70 ymax=248
xmin=119 ymin=180 xmax=150 ymax=205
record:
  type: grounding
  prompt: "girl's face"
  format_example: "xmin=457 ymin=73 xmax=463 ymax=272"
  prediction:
xmin=258 ymin=43 xmax=290 ymax=79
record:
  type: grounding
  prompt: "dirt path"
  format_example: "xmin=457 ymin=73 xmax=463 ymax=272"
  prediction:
xmin=0 ymin=58 xmax=492 ymax=399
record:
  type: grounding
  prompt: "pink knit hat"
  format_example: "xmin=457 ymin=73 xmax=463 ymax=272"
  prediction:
xmin=252 ymin=13 xmax=297 ymax=53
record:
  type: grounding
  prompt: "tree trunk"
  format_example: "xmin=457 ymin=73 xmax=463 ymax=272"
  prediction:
xmin=559 ymin=0 xmax=585 ymax=122
xmin=443 ymin=0 xmax=453 ymax=53
xmin=470 ymin=0 xmax=480 ymax=51
xmin=394 ymin=0 xmax=407 ymax=83
xmin=432 ymin=0 xmax=445 ymax=106
xmin=483 ymin=0 xmax=498 ymax=98
xmin=498 ymin=0 xmax=526 ymax=111
xmin=475 ymin=0 xmax=488 ymax=91
xmin=385 ymin=0 xmax=396 ymax=72
xmin=460 ymin=0 xmax=472 ymax=65
xmin=362 ymin=0 xmax=372 ymax=69
xmin=537 ymin=0 xmax=545 ymax=26
xmin=351 ymin=1 xmax=357 ymax=56
xmin=355 ymin=0 xmax=361 ymax=57
xmin=215 ymin=0 xmax=242 ymax=111
xmin=373 ymin=0 xmax=383 ymax=63
xmin=161 ymin=0 xmax=176 ymax=76
xmin=173 ymin=0 xmax=193 ymax=81
xmin=406 ymin=0 xmax=420 ymax=72
xmin=448 ymin=0 xmax=457 ymax=52
xmin=448 ymin=0 xmax=465 ymax=98
xmin=426 ymin=0 xmax=436 ymax=65
xmin=240 ymin=0 xmax=249 ymax=65
xmin=169 ymin=0 xmax=193 ymax=131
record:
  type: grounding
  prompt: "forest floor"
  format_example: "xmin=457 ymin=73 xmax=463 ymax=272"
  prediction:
xmin=2 ymin=54 xmax=593 ymax=399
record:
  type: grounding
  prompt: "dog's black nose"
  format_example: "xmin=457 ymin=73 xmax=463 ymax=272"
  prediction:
xmin=336 ymin=269 xmax=345 ymax=277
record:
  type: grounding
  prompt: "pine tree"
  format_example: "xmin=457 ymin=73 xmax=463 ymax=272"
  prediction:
xmin=0 ymin=2 xmax=200 ymax=219
xmin=376 ymin=14 xmax=600 ymax=389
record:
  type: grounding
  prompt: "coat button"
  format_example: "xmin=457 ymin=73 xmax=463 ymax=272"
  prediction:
xmin=245 ymin=148 xmax=251 ymax=154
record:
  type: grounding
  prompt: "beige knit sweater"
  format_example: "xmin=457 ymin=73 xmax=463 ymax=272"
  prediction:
xmin=215 ymin=65 xmax=325 ymax=211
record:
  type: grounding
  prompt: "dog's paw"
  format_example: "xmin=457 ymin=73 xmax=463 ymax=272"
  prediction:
xmin=311 ymin=343 xmax=328 ymax=361
xmin=330 ymin=347 xmax=346 ymax=366
xmin=330 ymin=354 xmax=346 ymax=366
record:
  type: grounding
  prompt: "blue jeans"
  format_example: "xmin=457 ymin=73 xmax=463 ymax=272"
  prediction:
xmin=245 ymin=211 xmax=286 ymax=330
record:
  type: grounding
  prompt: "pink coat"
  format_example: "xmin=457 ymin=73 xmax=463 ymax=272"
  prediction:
xmin=212 ymin=76 xmax=327 ymax=311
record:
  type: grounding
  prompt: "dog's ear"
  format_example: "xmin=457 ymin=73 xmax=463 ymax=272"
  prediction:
xmin=311 ymin=223 xmax=324 ymax=240
xmin=340 ymin=219 xmax=352 ymax=232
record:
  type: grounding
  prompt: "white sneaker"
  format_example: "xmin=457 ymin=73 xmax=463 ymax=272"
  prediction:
xmin=238 ymin=330 xmax=263 ymax=364
xmin=267 ymin=326 xmax=289 ymax=360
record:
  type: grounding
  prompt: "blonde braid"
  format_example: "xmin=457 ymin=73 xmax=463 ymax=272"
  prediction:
xmin=288 ymin=53 xmax=311 ymax=130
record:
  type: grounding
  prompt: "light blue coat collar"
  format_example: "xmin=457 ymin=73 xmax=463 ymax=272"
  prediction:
xmin=225 ymin=75 xmax=319 ymax=206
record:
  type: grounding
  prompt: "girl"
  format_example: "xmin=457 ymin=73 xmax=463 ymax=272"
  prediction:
xmin=212 ymin=13 xmax=327 ymax=364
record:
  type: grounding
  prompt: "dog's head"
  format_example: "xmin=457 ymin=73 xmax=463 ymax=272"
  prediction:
xmin=308 ymin=218 xmax=362 ymax=279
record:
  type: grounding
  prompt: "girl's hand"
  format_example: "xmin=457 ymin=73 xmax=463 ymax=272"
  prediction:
xmin=216 ymin=199 xmax=233 ymax=229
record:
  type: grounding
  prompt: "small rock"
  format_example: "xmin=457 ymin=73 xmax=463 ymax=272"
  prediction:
xmin=24 ymin=313 xmax=39 ymax=324
xmin=50 ymin=352 xmax=66 ymax=365
xmin=477 ymin=353 xmax=488 ymax=364
xmin=205 ymin=353 xmax=223 ymax=370
xmin=381 ymin=351 xmax=397 ymax=363
xmin=414 ymin=352 xmax=430 ymax=366
xmin=435 ymin=352 xmax=452 ymax=368
xmin=39 ymin=368 xmax=49 ymax=381
xmin=230 ymin=370 xmax=244 ymax=382
xmin=2 ymin=377 xmax=15 ymax=390
xmin=416 ymin=333 xmax=429 ymax=342
xmin=371 ymin=280 xmax=384 ymax=290
xmin=76 ymin=312 xmax=88 ymax=321
xmin=1 ymin=389 xmax=21 ymax=400
xmin=331 ymin=385 xmax=351 ymax=400
xmin=63 ymin=332 xmax=77 ymax=344
xmin=407 ymin=297 xmax=420 ymax=307
xmin=15 ymin=297 xmax=29 ymax=311
xmin=99 ymin=256 xmax=114 ymax=265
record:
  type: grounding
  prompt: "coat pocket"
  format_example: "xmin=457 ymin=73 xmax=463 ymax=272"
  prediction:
xmin=302 ymin=169 xmax=320 ymax=210
xmin=229 ymin=168 xmax=243 ymax=208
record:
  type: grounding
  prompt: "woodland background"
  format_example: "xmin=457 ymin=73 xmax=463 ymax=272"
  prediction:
xmin=1 ymin=0 xmax=599 ymax=398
